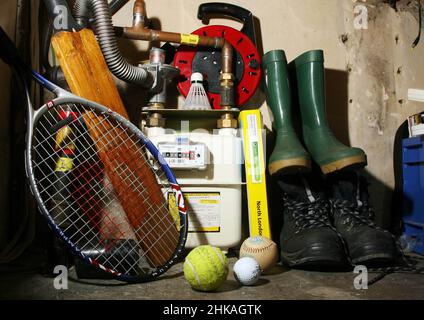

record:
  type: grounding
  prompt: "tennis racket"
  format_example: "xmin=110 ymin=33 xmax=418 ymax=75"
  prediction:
xmin=0 ymin=26 xmax=188 ymax=283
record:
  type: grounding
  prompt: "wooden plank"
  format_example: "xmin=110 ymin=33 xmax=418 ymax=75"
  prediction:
xmin=51 ymin=29 xmax=129 ymax=118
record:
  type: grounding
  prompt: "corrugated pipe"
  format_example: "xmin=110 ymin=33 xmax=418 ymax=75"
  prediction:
xmin=73 ymin=0 xmax=90 ymax=27
xmin=73 ymin=0 xmax=153 ymax=86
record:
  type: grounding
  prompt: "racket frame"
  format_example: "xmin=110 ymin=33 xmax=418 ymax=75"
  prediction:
xmin=17 ymin=57 xmax=188 ymax=283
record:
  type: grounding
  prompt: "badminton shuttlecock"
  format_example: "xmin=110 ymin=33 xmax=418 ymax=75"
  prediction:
xmin=181 ymin=73 xmax=212 ymax=110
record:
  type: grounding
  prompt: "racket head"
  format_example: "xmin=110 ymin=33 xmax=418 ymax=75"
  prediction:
xmin=27 ymin=97 xmax=188 ymax=282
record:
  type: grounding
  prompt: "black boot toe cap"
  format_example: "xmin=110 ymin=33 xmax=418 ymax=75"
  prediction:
xmin=345 ymin=228 xmax=397 ymax=266
xmin=281 ymin=227 xmax=348 ymax=269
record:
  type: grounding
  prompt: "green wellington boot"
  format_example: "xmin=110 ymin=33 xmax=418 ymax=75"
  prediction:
xmin=263 ymin=50 xmax=311 ymax=176
xmin=290 ymin=50 xmax=367 ymax=174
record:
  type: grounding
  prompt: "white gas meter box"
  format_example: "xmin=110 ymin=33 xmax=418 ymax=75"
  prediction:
xmin=146 ymin=127 xmax=243 ymax=251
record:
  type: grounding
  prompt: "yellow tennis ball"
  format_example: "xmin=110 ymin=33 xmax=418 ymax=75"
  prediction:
xmin=239 ymin=236 xmax=279 ymax=273
xmin=183 ymin=245 xmax=229 ymax=292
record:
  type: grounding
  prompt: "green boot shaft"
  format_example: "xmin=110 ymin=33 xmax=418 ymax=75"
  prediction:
xmin=263 ymin=50 xmax=295 ymax=132
xmin=291 ymin=50 xmax=367 ymax=174
xmin=293 ymin=50 xmax=330 ymax=132
xmin=263 ymin=50 xmax=310 ymax=175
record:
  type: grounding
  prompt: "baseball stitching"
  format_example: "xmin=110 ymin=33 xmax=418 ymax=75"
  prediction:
xmin=241 ymin=241 xmax=275 ymax=254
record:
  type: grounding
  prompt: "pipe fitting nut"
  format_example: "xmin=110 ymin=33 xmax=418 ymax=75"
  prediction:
xmin=217 ymin=114 xmax=238 ymax=129
xmin=219 ymin=73 xmax=235 ymax=82
xmin=146 ymin=113 xmax=166 ymax=127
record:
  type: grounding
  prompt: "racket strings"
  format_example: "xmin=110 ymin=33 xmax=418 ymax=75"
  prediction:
xmin=36 ymin=116 xmax=180 ymax=266
xmin=102 ymin=162 xmax=182 ymax=265
xmin=87 ymin=114 xmax=180 ymax=229
xmin=33 ymin=106 xmax=115 ymax=185
xmin=35 ymin=116 xmax=174 ymax=268
xmin=32 ymin=103 xmax=182 ymax=275
xmin=102 ymin=146 xmax=180 ymax=266
xmin=93 ymin=111 xmax=180 ymax=264
xmin=95 ymin=132 xmax=180 ymax=267
xmin=85 ymin=113 xmax=181 ymax=258
xmin=35 ymin=114 xmax=126 ymax=241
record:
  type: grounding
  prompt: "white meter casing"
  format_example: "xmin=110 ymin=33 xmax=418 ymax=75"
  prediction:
xmin=145 ymin=127 xmax=243 ymax=252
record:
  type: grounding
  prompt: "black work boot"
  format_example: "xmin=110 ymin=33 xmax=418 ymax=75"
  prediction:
xmin=328 ymin=171 xmax=397 ymax=267
xmin=279 ymin=174 xmax=347 ymax=269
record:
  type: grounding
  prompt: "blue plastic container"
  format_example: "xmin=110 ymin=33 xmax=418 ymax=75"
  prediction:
xmin=402 ymin=136 xmax=424 ymax=255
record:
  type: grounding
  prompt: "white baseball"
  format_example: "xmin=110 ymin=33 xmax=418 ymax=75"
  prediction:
xmin=239 ymin=236 xmax=279 ymax=273
xmin=233 ymin=257 xmax=261 ymax=286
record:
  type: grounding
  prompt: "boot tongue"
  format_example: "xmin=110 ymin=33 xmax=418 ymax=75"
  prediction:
xmin=278 ymin=174 xmax=326 ymax=203
xmin=328 ymin=170 xmax=369 ymax=204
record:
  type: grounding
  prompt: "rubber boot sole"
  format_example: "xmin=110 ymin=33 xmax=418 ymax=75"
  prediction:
xmin=349 ymin=242 xmax=397 ymax=267
xmin=320 ymin=154 xmax=367 ymax=174
xmin=269 ymin=157 xmax=311 ymax=176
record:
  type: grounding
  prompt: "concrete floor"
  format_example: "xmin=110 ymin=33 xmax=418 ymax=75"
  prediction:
xmin=1 ymin=257 xmax=424 ymax=300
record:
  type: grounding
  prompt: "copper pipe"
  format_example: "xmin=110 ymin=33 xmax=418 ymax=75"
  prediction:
xmin=120 ymin=26 xmax=232 ymax=75
xmin=120 ymin=25 xmax=232 ymax=73
xmin=134 ymin=0 xmax=147 ymax=17
xmin=221 ymin=40 xmax=233 ymax=75
xmin=119 ymin=0 xmax=236 ymax=108
xmin=120 ymin=26 xmax=224 ymax=48
xmin=119 ymin=26 xmax=233 ymax=88
xmin=133 ymin=0 xmax=147 ymax=28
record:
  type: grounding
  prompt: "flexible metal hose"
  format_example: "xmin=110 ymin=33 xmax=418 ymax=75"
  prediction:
xmin=73 ymin=0 xmax=90 ymax=26
xmin=74 ymin=0 xmax=153 ymax=86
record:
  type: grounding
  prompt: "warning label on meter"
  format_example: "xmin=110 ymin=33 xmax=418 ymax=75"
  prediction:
xmin=185 ymin=193 xmax=221 ymax=233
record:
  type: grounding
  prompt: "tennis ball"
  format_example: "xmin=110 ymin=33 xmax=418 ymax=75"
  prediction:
xmin=233 ymin=257 xmax=261 ymax=286
xmin=183 ymin=245 xmax=229 ymax=292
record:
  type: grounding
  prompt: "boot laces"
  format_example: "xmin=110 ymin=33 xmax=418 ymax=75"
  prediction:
xmin=283 ymin=195 xmax=333 ymax=233
xmin=330 ymin=199 xmax=375 ymax=228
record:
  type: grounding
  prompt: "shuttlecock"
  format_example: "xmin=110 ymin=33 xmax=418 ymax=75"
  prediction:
xmin=181 ymin=73 xmax=212 ymax=110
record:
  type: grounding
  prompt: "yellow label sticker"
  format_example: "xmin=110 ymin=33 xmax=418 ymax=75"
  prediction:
xmin=181 ymin=34 xmax=200 ymax=46
xmin=184 ymin=192 xmax=221 ymax=233
xmin=200 ymin=199 xmax=218 ymax=204
xmin=55 ymin=157 xmax=74 ymax=172
xmin=191 ymin=227 xmax=220 ymax=232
